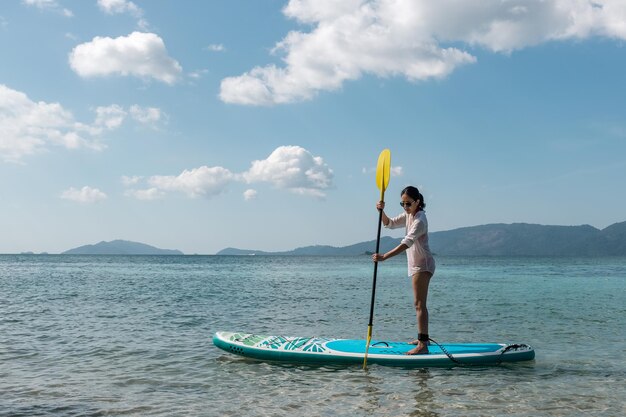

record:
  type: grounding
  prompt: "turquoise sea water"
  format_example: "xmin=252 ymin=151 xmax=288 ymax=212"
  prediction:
xmin=1 ymin=254 xmax=625 ymax=416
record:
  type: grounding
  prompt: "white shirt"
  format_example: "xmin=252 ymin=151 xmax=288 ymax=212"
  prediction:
xmin=385 ymin=210 xmax=436 ymax=276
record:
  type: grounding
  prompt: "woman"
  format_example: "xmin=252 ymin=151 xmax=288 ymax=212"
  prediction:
xmin=371 ymin=186 xmax=435 ymax=355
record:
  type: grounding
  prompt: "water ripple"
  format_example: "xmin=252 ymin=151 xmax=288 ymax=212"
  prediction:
xmin=1 ymin=255 xmax=625 ymax=416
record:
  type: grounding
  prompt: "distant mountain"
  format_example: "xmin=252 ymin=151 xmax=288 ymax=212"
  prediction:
xmin=429 ymin=223 xmax=606 ymax=256
xmin=218 ymin=236 xmax=402 ymax=256
xmin=63 ymin=240 xmax=183 ymax=255
xmin=217 ymin=221 xmax=626 ymax=256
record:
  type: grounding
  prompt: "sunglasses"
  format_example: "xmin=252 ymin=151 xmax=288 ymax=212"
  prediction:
xmin=400 ymin=201 xmax=415 ymax=208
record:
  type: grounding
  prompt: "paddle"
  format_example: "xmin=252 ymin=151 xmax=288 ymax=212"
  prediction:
xmin=363 ymin=148 xmax=391 ymax=369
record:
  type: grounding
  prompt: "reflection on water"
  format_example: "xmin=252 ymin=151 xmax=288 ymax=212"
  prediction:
xmin=409 ymin=369 xmax=439 ymax=417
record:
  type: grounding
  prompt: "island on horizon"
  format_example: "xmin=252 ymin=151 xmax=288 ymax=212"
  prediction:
xmin=62 ymin=240 xmax=183 ymax=255
xmin=16 ymin=220 xmax=626 ymax=257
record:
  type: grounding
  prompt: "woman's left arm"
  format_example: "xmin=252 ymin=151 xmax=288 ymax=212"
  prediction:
xmin=372 ymin=243 xmax=409 ymax=262
xmin=372 ymin=215 xmax=426 ymax=262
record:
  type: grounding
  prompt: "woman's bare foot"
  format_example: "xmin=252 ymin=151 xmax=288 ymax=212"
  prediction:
xmin=406 ymin=341 xmax=429 ymax=355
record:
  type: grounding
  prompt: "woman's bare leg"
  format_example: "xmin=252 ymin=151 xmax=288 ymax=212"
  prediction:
xmin=406 ymin=271 xmax=432 ymax=355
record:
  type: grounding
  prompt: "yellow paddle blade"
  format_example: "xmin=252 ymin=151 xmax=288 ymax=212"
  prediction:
xmin=376 ymin=149 xmax=391 ymax=200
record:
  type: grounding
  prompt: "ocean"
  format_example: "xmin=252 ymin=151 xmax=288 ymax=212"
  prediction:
xmin=1 ymin=254 xmax=625 ymax=416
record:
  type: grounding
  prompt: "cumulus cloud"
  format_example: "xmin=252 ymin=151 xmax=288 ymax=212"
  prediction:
xmin=95 ymin=104 xmax=127 ymax=130
xmin=121 ymin=175 xmax=142 ymax=186
xmin=188 ymin=69 xmax=209 ymax=80
xmin=97 ymin=0 xmax=148 ymax=29
xmin=69 ymin=32 xmax=182 ymax=84
xmin=97 ymin=0 xmax=141 ymax=15
xmin=129 ymin=105 xmax=163 ymax=124
xmin=124 ymin=146 xmax=334 ymax=200
xmin=363 ymin=164 xmax=403 ymax=177
xmin=0 ymin=84 xmax=104 ymax=162
xmin=220 ymin=0 xmax=626 ymax=105
xmin=60 ymin=186 xmax=107 ymax=203
xmin=243 ymin=189 xmax=258 ymax=201
xmin=22 ymin=0 xmax=73 ymax=17
xmin=206 ymin=44 xmax=225 ymax=52
xmin=0 ymin=84 xmax=165 ymax=163
xmin=391 ymin=166 xmax=403 ymax=177
xmin=124 ymin=187 xmax=164 ymax=200
xmin=148 ymin=166 xmax=235 ymax=198
xmin=243 ymin=146 xmax=333 ymax=197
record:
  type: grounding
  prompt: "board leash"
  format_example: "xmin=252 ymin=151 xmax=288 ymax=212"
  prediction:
xmin=426 ymin=338 xmax=463 ymax=366
xmin=427 ymin=338 xmax=530 ymax=367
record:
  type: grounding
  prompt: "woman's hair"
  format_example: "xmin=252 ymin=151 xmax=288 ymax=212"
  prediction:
xmin=401 ymin=186 xmax=426 ymax=210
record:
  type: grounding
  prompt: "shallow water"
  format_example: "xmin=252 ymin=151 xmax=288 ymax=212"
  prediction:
xmin=1 ymin=255 xmax=625 ymax=416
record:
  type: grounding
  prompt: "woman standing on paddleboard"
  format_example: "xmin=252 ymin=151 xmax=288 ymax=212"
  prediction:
xmin=371 ymin=186 xmax=435 ymax=355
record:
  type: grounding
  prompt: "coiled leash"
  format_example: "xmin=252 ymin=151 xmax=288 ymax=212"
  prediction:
xmin=422 ymin=334 xmax=530 ymax=367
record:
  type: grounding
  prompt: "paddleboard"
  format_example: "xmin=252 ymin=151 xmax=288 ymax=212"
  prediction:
xmin=213 ymin=331 xmax=535 ymax=367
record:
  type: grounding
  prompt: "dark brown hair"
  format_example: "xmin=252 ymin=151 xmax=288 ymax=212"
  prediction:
xmin=401 ymin=186 xmax=425 ymax=211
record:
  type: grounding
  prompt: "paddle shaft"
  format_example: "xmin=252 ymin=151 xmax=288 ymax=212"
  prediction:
xmin=363 ymin=191 xmax=385 ymax=369
xmin=367 ymin=207 xmax=384 ymax=328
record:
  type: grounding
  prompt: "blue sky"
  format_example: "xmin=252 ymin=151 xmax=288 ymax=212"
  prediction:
xmin=1 ymin=0 xmax=626 ymax=254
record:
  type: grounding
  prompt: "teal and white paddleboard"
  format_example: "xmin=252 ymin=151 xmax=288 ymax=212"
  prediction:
xmin=213 ymin=331 xmax=535 ymax=367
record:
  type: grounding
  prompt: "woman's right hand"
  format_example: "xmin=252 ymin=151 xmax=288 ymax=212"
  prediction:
xmin=376 ymin=201 xmax=385 ymax=211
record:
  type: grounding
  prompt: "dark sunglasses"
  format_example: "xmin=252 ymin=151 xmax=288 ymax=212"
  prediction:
xmin=400 ymin=201 xmax=415 ymax=208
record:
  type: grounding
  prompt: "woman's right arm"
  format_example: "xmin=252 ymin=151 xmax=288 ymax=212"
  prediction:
xmin=378 ymin=201 xmax=406 ymax=229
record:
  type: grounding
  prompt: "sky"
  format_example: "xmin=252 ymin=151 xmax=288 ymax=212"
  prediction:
xmin=1 ymin=0 xmax=626 ymax=254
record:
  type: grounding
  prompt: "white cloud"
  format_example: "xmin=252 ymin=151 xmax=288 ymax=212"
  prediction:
xmin=148 ymin=166 xmax=235 ymax=198
xmin=121 ymin=175 xmax=142 ymax=186
xmin=97 ymin=0 xmax=148 ymax=29
xmin=60 ymin=186 xmax=107 ymax=203
xmin=97 ymin=0 xmax=141 ymax=16
xmin=22 ymin=0 xmax=73 ymax=17
xmin=243 ymin=189 xmax=258 ymax=201
xmin=0 ymin=85 xmax=165 ymax=163
xmin=95 ymin=104 xmax=127 ymax=129
xmin=220 ymin=0 xmax=626 ymax=105
xmin=220 ymin=69 xmax=279 ymax=106
xmin=129 ymin=105 xmax=163 ymax=124
xmin=69 ymin=32 xmax=182 ymax=84
xmin=391 ymin=166 xmax=403 ymax=177
xmin=243 ymin=145 xmax=333 ymax=197
xmin=124 ymin=146 xmax=334 ymax=200
xmin=206 ymin=44 xmax=225 ymax=52
xmin=362 ymin=164 xmax=403 ymax=176
xmin=124 ymin=187 xmax=164 ymax=200
xmin=0 ymin=84 xmax=105 ymax=162
xmin=188 ymin=69 xmax=209 ymax=80
xmin=137 ymin=19 xmax=149 ymax=30
xmin=23 ymin=0 xmax=55 ymax=7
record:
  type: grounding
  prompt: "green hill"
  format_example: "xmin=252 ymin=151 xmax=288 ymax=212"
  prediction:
xmin=217 ymin=221 xmax=626 ymax=256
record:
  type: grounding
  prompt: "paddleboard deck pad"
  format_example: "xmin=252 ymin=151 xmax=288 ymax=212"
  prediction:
xmin=213 ymin=331 xmax=535 ymax=367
